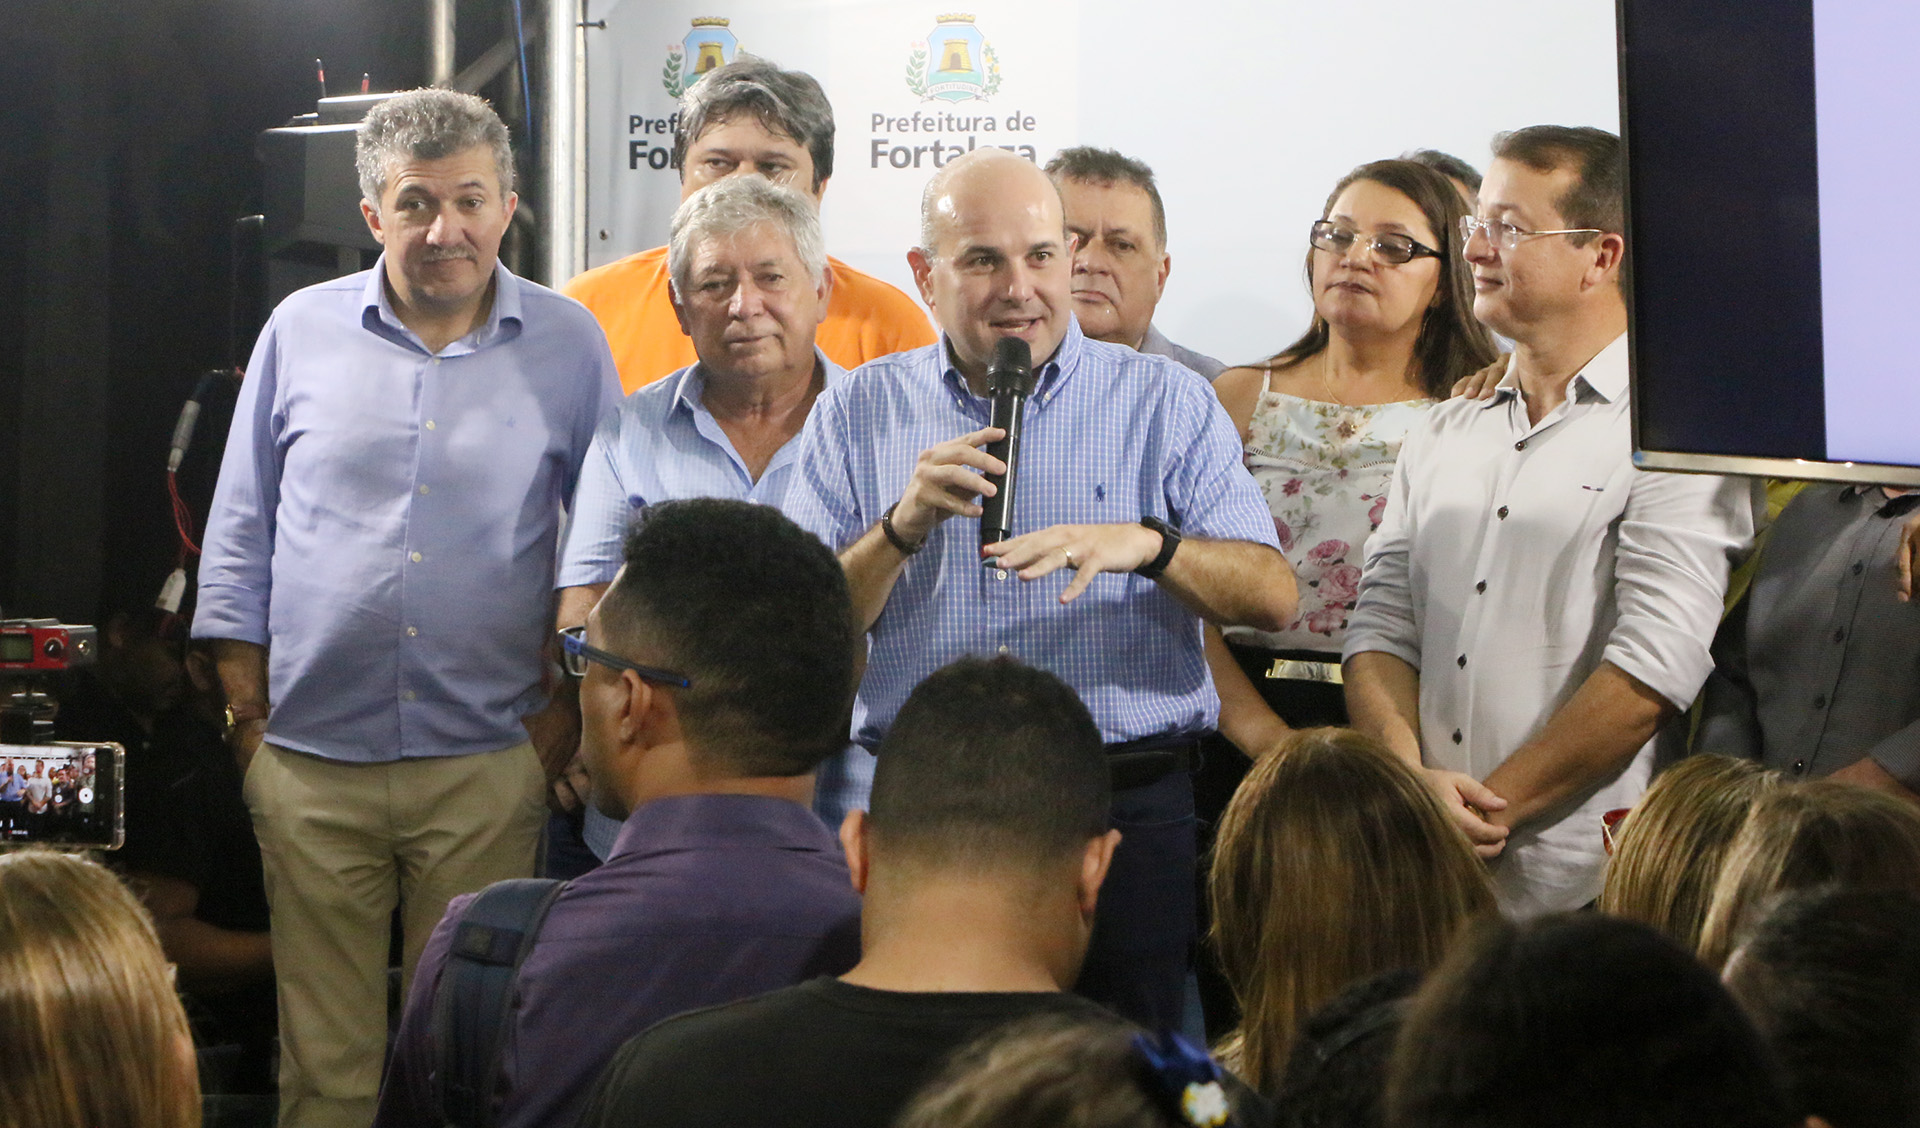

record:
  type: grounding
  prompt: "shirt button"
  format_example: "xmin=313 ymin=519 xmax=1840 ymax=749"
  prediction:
xmin=1457 ymin=654 xmax=1467 ymax=668
xmin=410 ymin=551 xmax=423 ymax=563
xmin=431 ymin=357 xmax=442 ymax=365
xmin=1792 ymin=758 xmax=1807 ymax=775
xmin=994 ymin=569 xmax=1008 ymax=582
xmin=1514 ymin=440 xmax=1527 ymax=451
xmin=1451 ymin=730 xmax=1463 ymax=744
xmin=403 ymin=690 xmax=418 ymax=702
xmin=1852 ymin=561 xmax=1864 ymax=575
xmin=418 ymin=485 xmax=430 ymax=496
xmin=1497 ymin=506 xmax=1509 ymax=520
xmin=998 ymin=645 xmax=1009 ymax=654
xmin=406 ymin=627 xmax=418 ymax=637
xmin=1475 ymin=580 xmax=1487 ymax=594
xmin=425 ymin=420 xmax=437 ymax=431
xmin=1813 ymin=694 xmax=1828 ymax=709
xmin=1833 ymin=628 xmax=1846 ymax=643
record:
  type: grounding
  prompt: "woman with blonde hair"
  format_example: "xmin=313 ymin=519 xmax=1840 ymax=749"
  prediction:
xmin=1597 ymin=754 xmax=1778 ymax=951
xmin=0 ymin=849 xmax=200 ymax=1128
xmin=1696 ymin=778 xmax=1920 ymax=969
xmin=1207 ymin=728 xmax=1494 ymax=1096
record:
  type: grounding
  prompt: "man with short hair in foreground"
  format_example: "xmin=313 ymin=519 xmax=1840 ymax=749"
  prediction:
xmin=1045 ymin=145 xmax=1224 ymax=379
xmin=576 ymin=656 xmax=1120 ymax=1128
xmin=375 ymin=499 xmax=864 ymax=1128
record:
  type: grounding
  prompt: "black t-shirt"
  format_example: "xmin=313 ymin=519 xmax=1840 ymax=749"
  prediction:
xmin=578 ymin=977 xmax=1113 ymax=1128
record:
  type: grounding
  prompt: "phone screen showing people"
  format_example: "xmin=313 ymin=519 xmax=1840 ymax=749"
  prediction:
xmin=0 ymin=743 xmax=125 ymax=850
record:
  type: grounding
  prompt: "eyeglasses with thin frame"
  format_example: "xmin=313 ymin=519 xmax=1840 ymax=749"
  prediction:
xmin=557 ymin=625 xmax=692 ymax=689
xmin=1309 ymin=220 xmax=1444 ymax=266
xmin=1459 ymin=214 xmax=1604 ymax=253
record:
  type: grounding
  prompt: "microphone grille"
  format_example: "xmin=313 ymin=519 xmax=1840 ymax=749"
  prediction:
xmin=987 ymin=336 xmax=1032 ymax=391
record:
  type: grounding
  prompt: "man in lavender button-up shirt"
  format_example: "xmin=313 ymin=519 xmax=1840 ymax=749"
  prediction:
xmin=192 ymin=90 xmax=618 ymax=1128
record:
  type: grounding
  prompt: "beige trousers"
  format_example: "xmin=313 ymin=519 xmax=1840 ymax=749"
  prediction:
xmin=244 ymin=740 xmax=545 ymax=1128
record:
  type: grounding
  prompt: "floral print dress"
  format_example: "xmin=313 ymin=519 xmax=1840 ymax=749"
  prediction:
xmin=1226 ymin=389 xmax=1435 ymax=654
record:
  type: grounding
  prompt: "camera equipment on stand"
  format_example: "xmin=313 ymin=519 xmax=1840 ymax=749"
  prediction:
xmin=0 ymin=616 xmax=125 ymax=849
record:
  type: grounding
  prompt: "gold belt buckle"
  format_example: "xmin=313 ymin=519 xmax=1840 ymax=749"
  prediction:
xmin=1263 ymin=658 xmax=1343 ymax=685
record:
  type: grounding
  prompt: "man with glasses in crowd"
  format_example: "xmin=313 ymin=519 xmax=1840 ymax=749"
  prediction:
xmin=376 ymin=499 xmax=864 ymax=1128
xmin=1343 ymin=126 xmax=1755 ymax=917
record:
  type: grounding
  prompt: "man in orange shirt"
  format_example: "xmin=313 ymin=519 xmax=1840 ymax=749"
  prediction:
xmin=566 ymin=57 xmax=934 ymax=393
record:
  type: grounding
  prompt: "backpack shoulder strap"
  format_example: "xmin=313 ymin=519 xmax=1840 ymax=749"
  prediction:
xmin=431 ymin=876 xmax=568 ymax=1128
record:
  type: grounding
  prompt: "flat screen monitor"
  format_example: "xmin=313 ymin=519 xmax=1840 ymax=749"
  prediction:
xmin=1620 ymin=0 xmax=1920 ymax=486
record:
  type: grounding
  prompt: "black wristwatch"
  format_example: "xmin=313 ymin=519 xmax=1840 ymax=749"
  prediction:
xmin=1134 ymin=516 xmax=1181 ymax=580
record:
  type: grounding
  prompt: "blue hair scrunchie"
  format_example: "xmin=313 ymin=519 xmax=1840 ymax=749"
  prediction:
xmin=1131 ymin=1031 xmax=1232 ymax=1128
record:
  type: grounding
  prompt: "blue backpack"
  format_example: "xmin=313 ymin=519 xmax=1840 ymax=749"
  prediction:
xmin=430 ymin=877 xmax=568 ymax=1128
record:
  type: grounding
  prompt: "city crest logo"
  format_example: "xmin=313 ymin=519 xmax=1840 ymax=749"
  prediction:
xmin=663 ymin=17 xmax=739 ymax=97
xmin=906 ymin=14 xmax=1001 ymax=103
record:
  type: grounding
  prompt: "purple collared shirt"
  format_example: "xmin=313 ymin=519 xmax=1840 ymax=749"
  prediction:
xmin=193 ymin=259 xmax=619 ymax=760
xmin=374 ymin=793 xmax=862 ymax=1128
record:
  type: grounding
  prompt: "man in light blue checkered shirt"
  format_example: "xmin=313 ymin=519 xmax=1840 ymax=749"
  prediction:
xmin=785 ymin=150 xmax=1297 ymax=1030
xmin=554 ymin=177 xmax=874 ymax=860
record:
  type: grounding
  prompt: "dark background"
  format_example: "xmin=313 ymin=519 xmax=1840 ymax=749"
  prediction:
xmin=1619 ymin=0 xmax=1825 ymax=464
xmin=0 ymin=0 xmax=527 ymax=626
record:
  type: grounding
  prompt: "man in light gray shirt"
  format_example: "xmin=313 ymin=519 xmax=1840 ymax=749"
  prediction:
xmin=1045 ymin=147 xmax=1225 ymax=379
xmin=1343 ymin=126 xmax=1755 ymax=916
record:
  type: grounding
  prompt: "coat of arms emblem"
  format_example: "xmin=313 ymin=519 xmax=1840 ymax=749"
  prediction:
xmin=664 ymin=17 xmax=739 ymax=97
xmin=906 ymin=14 xmax=1001 ymax=103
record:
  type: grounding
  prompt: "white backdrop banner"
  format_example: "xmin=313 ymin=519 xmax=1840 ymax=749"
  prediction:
xmin=582 ymin=0 xmax=1617 ymax=366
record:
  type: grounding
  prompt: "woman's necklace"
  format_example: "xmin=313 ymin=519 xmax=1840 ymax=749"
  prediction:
xmin=1318 ymin=352 xmax=1352 ymax=408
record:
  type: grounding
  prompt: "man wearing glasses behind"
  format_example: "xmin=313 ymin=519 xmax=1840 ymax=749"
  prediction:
xmin=375 ymin=499 xmax=863 ymax=1128
xmin=1343 ymin=126 xmax=1757 ymax=918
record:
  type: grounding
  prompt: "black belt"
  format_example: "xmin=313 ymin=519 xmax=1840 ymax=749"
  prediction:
xmin=1104 ymin=734 xmax=1205 ymax=791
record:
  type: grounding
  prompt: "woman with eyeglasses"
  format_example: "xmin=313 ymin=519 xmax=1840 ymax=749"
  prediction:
xmin=1209 ymin=159 xmax=1498 ymax=753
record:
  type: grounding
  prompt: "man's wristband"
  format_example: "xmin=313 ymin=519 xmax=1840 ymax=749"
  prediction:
xmin=881 ymin=504 xmax=925 ymax=556
xmin=1134 ymin=516 xmax=1181 ymax=580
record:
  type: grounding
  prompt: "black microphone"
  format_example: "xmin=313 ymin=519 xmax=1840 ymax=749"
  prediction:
xmin=979 ymin=336 xmax=1033 ymax=551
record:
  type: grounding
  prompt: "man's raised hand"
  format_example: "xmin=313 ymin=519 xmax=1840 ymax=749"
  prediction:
xmin=888 ymin=427 xmax=1007 ymax=545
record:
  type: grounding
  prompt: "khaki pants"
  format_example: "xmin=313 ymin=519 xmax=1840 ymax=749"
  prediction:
xmin=244 ymin=741 xmax=545 ymax=1128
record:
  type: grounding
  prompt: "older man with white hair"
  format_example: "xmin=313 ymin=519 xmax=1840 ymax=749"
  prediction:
xmin=553 ymin=175 xmax=852 ymax=854
xmin=194 ymin=88 xmax=619 ymax=1128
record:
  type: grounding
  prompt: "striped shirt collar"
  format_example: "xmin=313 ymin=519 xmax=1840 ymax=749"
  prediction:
xmin=936 ymin=316 xmax=1088 ymax=411
xmin=667 ymin=348 xmax=844 ymax=418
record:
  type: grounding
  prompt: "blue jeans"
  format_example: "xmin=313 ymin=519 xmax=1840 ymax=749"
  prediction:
xmin=1073 ymin=768 xmax=1197 ymax=1032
